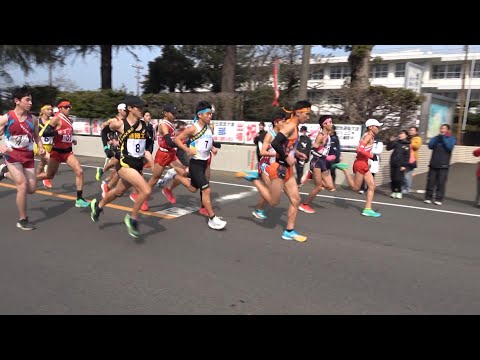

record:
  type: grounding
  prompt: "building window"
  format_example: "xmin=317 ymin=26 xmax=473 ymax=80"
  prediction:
xmin=369 ymin=64 xmax=388 ymax=78
xmin=307 ymin=91 xmax=323 ymax=103
xmin=470 ymin=91 xmax=480 ymax=101
xmin=309 ymin=69 xmax=324 ymax=80
xmin=431 ymin=64 xmax=462 ymax=79
xmin=473 ymin=62 xmax=480 ymax=78
xmin=395 ymin=63 xmax=405 ymax=77
xmin=328 ymin=95 xmax=343 ymax=104
xmin=330 ymin=66 xmax=350 ymax=79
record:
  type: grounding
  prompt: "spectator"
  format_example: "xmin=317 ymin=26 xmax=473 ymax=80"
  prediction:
xmin=328 ymin=125 xmax=341 ymax=190
xmin=386 ymin=130 xmax=410 ymax=199
xmin=295 ymin=125 xmax=312 ymax=185
xmin=424 ymin=124 xmax=456 ymax=206
xmin=403 ymin=126 xmax=422 ymax=193
xmin=473 ymin=147 xmax=480 ymax=208
xmin=253 ymin=121 xmax=267 ymax=163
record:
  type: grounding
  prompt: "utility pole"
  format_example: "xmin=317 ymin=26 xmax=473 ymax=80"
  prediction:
xmin=457 ymin=45 xmax=469 ymax=144
xmin=298 ymin=45 xmax=311 ymax=100
xmin=130 ymin=64 xmax=144 ymax=96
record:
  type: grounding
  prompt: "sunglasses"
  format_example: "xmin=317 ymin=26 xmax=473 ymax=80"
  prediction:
xmin=62 ymin=106 xmax=72 ymax=109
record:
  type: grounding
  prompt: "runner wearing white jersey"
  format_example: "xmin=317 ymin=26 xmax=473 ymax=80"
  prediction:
xmin=173 ymin=101 xmax=226 ymax=230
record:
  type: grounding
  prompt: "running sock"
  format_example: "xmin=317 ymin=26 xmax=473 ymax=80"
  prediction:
xmin=77 ymin=190 xmax=83 ymax=200
xmin=286 ymin=229 xmax=294 ymax=232
xmin=209 ymin=215 xmax=215 ymax=220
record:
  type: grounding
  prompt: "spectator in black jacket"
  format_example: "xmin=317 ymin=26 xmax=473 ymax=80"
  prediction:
xmin=253 ymin=122 xmax=267 ymax=163
xmin=424 ymin=124 xmax=456 ymax=205
xmin=295 ymin=125 xmax=312 ymax=185
xmin=328 ymin=125 xmax=341 ymax=190
xmin=386 ymin=130 xmax=411 ymax=199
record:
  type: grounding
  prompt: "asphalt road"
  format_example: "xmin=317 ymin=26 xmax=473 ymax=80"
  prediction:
xmin=0 ymin=156 xmax=479 ymax=314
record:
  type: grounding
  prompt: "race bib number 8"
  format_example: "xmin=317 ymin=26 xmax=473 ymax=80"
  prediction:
xmin=127 ymin=139 xmax=146 ymax=158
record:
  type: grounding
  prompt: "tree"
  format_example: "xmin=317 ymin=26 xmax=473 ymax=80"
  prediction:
xmin=75 ymin=45 xmax=156 ymax=90
xmin=142 ymin=45 xmax=204 ymax=93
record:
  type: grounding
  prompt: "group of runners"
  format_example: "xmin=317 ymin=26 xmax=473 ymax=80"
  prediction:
xmin=0 ymin=87 xmax=383 ymax=241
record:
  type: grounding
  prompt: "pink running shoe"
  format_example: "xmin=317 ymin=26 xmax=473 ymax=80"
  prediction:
xmin=162 ymin=188 xmax=176 ymax=204
xmin=43 ymin=179 xmax=52 ymax=189
xmin=198 ymin=207 xmax=209 ymax=216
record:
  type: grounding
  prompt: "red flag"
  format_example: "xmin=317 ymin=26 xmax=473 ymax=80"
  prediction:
xmin=272 ymin=59 xmax=280 ymax=106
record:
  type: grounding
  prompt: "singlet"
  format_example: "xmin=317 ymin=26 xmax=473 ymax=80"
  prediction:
xmin=38 ymin=117 xmax=54 ymax=145
xmin=52 ymin=113 xmax=73 ymax=150
xmin=119 ymin=118 xmax=148 ymax=159
xmin=157 ymin=119 xmax=176 ymax=152
xmin=4 ymin=111 xmax=35 ymax=151
xmin=311 ymin=129 xmax=331 ymax=158
xmin=190 ymin=122 xmax=213 ymax=161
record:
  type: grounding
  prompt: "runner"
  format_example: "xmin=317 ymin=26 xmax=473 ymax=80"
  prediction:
xmin=36 ymin=98 xmax=90 ymax=208
xmin=0 ymin=86 xmax=45 ymax=230
xmin=90 ymin=96 xmax=155 ymax=238
xmin=235 ymin=100 xmax=312 ymax=242
xmin=172 ymin=100 xmax=227 ymax=230
xmin=252 ymin=108 xmax=287 ymax=220
xmin=298 ymin=115 xmax=348 ymax=214
xmin=35 ymin=104 xmax=54 ymax=189
xmin=337 ymin=118 xmax=383 ymax=217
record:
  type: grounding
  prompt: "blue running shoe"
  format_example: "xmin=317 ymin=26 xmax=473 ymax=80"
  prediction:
xmin=281 ymin=230 xmax=307 ymax=242
xmin=252 ymin=209 xmax=268 ymax=220
xmin=235 ymin=170 xmax=259 ymax=182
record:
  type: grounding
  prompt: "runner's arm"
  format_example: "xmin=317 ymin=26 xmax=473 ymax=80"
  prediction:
xmin=259 ymin=132 xmax=275 ymax=157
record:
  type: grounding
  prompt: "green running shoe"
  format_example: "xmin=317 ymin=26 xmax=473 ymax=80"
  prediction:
xmin=75 ymin=198 xmax=90 ymax=208
xmin=362 ymin=208 xmax=381 ymax=217
xmin=95 ymin=167 xmax=104 ymax=181
xmin=124 ymin=214 xmax=140 ymax=238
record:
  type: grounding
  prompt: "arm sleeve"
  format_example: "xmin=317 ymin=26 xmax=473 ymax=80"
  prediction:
xmin=41 ymin=124 xmax=58 ymax=138
xmin=428 ymin=136 xmax=438 ymax=150
xmin=356 ymin=141 xmax=374 ymax=159
xmin=443 ymin=136 xmax=456 ymax=152
xmin=101 ymin=125 xmax=111 ymax=147
xmin=271 ymin=132 xmax=288 ymax=165
xmin=164 ymin=134 xmax=177 ymax=148
xmin=212 ymin=141 xmax=222 ymax=149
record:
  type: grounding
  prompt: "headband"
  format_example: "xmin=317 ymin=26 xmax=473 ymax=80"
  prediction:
xmin=58 ymin=101 xmax=71 ymax=108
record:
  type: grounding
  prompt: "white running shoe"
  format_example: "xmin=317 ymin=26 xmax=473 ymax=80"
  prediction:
xmin=208 ymin=216 xmax=227 ymax=230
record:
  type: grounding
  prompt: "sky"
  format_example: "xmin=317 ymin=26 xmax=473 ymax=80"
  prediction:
xmin=5 ymin=45 xmax=478 ymax=94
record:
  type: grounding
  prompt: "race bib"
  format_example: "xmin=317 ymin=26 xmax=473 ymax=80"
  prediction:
xmin=62 ymin=134 xmax=72 ymax=143
xmin=127 ymin=138 xmax=146 ymax=158
xmin=9 ymin=135 xmax=32 ymax=149
xmin=43 ymin=136 xmax=54 ymax=145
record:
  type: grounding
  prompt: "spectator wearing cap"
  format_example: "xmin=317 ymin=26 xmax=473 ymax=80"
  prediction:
xmin=424 ymin=123 xmax=456 ymax=206
xmin=295 ymin=125 xmax=312 ymax=185
xmin=338 ymin=118 xmax=383 ymax=217
xmin=254 ymin=121 xmax=267 ymax=164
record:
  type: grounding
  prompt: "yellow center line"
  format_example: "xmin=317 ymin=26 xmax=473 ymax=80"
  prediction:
xmin=0 ymin=183 xmax=176 ymax=220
